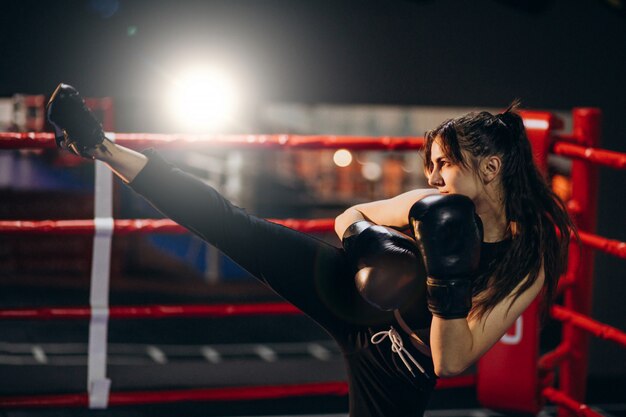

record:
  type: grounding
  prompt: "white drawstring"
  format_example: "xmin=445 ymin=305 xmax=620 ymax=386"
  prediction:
xmin=371 ymin=326 xmax=428 ymax=379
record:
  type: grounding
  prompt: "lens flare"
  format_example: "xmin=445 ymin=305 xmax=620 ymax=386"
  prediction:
xmin=169 ymin=68 xmax=238 ymax=131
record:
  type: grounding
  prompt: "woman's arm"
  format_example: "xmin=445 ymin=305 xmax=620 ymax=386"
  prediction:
xmin=90 ymin=139 xmax=148 ymax=183
xmin=429 ymin=269 xmax=545 ymax=377
xmin=334 ymin=188 xmax=439 ymax=238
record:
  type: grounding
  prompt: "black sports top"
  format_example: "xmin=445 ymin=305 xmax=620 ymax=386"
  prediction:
xmin=473 ymin=238 xmax=513 ymax=296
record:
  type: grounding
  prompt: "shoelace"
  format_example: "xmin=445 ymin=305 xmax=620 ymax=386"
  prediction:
xmin=371 ymin=326 xmax=428 ymax=379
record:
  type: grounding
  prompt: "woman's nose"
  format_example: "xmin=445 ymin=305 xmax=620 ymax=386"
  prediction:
xmin=428 ymin=169 xmax=444 ymax=187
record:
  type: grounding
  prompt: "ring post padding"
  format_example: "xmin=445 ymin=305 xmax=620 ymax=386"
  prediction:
xmin=87 ymin=133 xmax=115 ymax=409
xmin=559 ymin=109 xmax=601 ymax=417
xmin=477 ymin=300 xmax=541 ymax=413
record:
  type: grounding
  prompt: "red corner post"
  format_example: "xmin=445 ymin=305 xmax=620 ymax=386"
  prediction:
xmin=477 ymin=111 xmax=561 ymax=414
xmin=558 ymin=108 xmax=601 ymax=417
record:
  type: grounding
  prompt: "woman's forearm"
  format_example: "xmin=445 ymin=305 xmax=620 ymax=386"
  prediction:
xmin=334 ymin=189 xmax=438 ymax=241
xmin=91 ymin=138 xmax=148 ymax=183
xmin=429 ymin=317 xmax=475 ymax=377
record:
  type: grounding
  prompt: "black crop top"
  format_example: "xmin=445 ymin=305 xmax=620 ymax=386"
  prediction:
xmin=473 ymin=239 xmax=512 ymax=294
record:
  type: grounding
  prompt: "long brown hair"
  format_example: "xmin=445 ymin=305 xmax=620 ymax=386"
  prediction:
xmin=423 ymin=102 xmax=575 ymax=321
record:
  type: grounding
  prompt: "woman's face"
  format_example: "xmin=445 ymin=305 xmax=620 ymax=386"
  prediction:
xmin=427 ymin=138 xmax=482 ymax=200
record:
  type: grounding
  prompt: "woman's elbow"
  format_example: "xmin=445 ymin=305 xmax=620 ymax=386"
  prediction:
xmin=334 ymin=211 xmax=349 ymax=238
xmin=433 ymin=360 xmax=469 ymax=378
xmin=334 ymin=207 xmax=363 ymax=238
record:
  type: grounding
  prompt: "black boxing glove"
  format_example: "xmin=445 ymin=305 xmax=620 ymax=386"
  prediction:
xmin=46 ymin=83 xmax=107 ymax=158
xmin=409 ymin=194 xmax=483 ymax=319
xmin=342 ymin=221 xmax=427 ymax=311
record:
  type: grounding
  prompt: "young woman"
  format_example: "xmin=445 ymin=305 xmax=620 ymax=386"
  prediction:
xmin=47 ymin=84 xmax=573 ymax=417
xmin=335 ymin=104 xmax=574 ymax=377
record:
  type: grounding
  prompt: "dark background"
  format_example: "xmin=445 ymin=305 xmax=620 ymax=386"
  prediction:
xmin=0 ymin=0 xmax=624 ymax=378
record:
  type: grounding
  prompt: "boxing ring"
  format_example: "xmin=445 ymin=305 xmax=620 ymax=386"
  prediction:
xmin=0 ymin=107 xmax=624 ymax=416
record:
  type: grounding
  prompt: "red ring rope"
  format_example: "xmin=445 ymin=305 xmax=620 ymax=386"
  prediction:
xmin=4 ymin=302 xmax=621 ymax=347
xmin=553 ymin=140 xmax=626 ymax=170
xmin=2 ymin=219 xmax=624 ymax=261
xmin=0 ymin=132 xmax=424 ymax=150
xmin=538 ymin=343 xmax=570 ymax=371
xmin=551 ymin=305 xmax=626 ymax=347
xmin=577 ymin=230 xmax=626 ymax=258
xmin=0 ymin=382 xmax=349 ymax=408
xmin=542 ymin=387 xmax=603 ymax=417
xmin=0 ymin=219 xmax=335 ymax=235
xmin=4 ymin=132 xmax=626 ymax=170
xmin=0 ymin=302 xmax=301 ymax=320
xmin=0 ymin=377 xmax=475 ymax=409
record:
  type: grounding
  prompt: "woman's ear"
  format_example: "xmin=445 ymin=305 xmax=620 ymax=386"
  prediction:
xmin=481 ymin=155 xmax=502 ymax=183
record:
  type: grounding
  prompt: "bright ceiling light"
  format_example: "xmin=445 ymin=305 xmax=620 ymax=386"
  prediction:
xmin=169 ymin=67 xmax=238 ymax=131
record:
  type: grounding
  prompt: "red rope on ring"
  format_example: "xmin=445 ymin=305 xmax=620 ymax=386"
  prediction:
xmin=0 ymin=382 xmax=349 ymax=408
xmin=577 ymin=230 xmax=626 ymax=259
xmin=4 ymin=219 xmax=625 ymax=262
xmin=0 ymin=132 xmax=56 ymax=149
xmin=108 ymin=382 xmax=350 ymax=407
xmin=551 ymin=305 xmax=626 ymax=347
xmin=0 ymin=392 xmax=88 ymax=408
xmin=0 ymin=376 xmax=474 ymax=408
xmin=0 ymin=218 xmax=335 ymax=235
xmin=553 ymin=141 xmax=626 ymax=170
xmin=538 ymin=342 xmax=570 ymax=371
xmin=0 ymin=132 xmax=425 ymax=150
xmin=542 ymin=387 xmax=603 ymax=417
xmin=0 ymin=302 xmax=301 ymax=320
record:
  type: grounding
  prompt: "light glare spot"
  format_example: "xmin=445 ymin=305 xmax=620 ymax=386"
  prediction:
xmin=333 ymin=149 xmax=353 ymax=167
xmin=362 ymin=162 xmax=382 ymax=181
xmin=169 ymin=68 xmax=238 ymax=131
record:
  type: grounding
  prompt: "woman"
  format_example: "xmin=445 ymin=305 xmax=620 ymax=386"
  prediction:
xmin=47 ymin=84 xmax=573 ymax=417
xmin=336 ymin=102 xmax=574 ymax=377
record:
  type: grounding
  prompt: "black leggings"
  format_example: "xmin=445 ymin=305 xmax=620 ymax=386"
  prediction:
xmin=128 ymin=150 xmax=435 ymax=417
xmin=129 ymin=150 xmax=389 ymax=344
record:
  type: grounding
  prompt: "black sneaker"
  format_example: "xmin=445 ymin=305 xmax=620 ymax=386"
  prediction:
xmin=46 ymin=83 xmax=106 ymax=157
